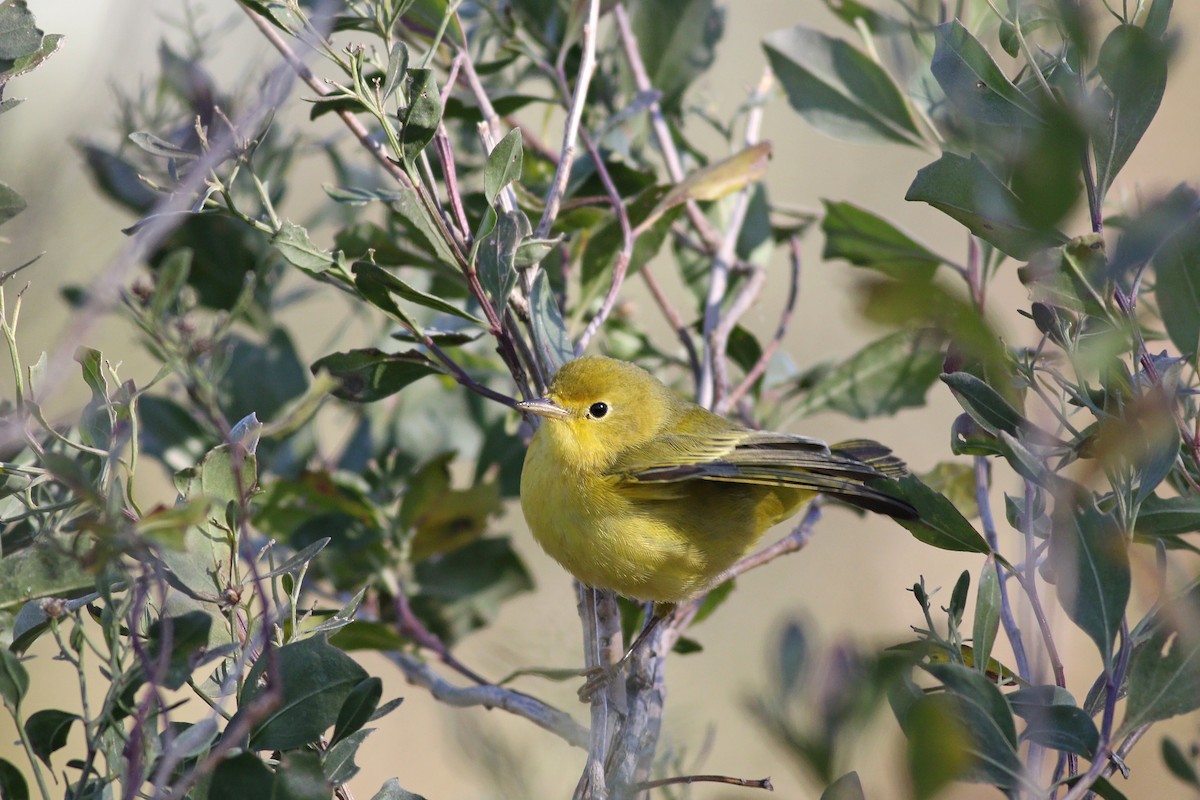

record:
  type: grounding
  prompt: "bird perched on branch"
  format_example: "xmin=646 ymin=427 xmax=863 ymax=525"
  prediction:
xmin=518 ymin=356 xmax=916 ymax=604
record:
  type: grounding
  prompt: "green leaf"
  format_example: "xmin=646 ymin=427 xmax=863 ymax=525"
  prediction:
xmin=789 ymin=329 xmax=945 ymax=420
xmin=0 ymin=648 xmax=29 ymax=708
xmin=324 ymin=728 xmax=372 ymax=787
xmin=1144 ymin=0 xmax=1173 ymax=39
xmin=923 ymin=663 xmax=1024 ymax=792
xmin=476 ymin=209 xmax=529 ymax=309
xmin=400 ymin=68 xmax=442 ymax=167
xmin=382 ymin=41 xmax=408 ymax=104
xmin=209 ymin=753 xmax=275 ymax=800
xmin=24 ymin=709 xmax=78 ymax=768
xmin=877 ymin=475 xmax=991 ymax=554
xmin=0 ymin=181 xmax=26 ymax=227
xmin=580 ymin=184 xmax=681 ymax=304
xmin=821 ymin=772 xmax=866 ymax=800
xmin=0 ymin=759 xmax=28 ymax=800
xmin=529 ymin=270 xmax=573 ymax=372
xmin=353 ymin=262 xmax=483 ymax=324
xmin=1017 ymin=234 xmax=1109 ymax=315
xmin=0 ymin=30 xmax=59 ymax=85
xmin=1094 ymin=25 xmax=1168 ymax=198
xmin=940 ymin=372 xmax=1024 ymax=437
xmin=0 ymin=536 xmax=95 ymax=612
xmin=1122 ymin=583 xmax=1200 ymax=732
xmin=904 ymin=695 xmax=973 ymax=800
xmin=370 ymin=778 xmax=428 ymax=800
xmin=1162 ymin=737 xmax=1200 ymax=789
xmin=239 ymin=636 xmax=370 ymax=751
xmin=1153 ymin=216 xmax=1200 ymax=357
xmin=920 ymin=461 xmax=978 ymax=519
xmin=410 ymin=537 xmax=533 ymax=645
xmin=1019 ymin=703 xmax=1099 ymax=758
xmin=763 ymin=24 xmax=921 ymax=146
xmin=629 ymin=0 xmax=723 ymax=113
xmin=1049 ymin=502 xmax=1129 ymax=668
xmin=821 ymin=201 xmax=942 ymax=280
xmin=931 ymin=20 xmax=1040 ymax=127
xmin=859 ymin=278 xmax=1008 ymax=380
xmin=273 ymin=751 xmax=331 ymax=800
xmin=1136 ymin=494 xmax=1200 ymax=537
xmin=905 ymin=152 xmax=1066 ymax=260
xmin=312 ymin=348 xmax=442 ymax=403
xmin=273 ymin=221 xmax=334 ymax=274
xmin=145 ymin=610 xmax=215 ymax=690
xmin=972 ymin=556 xmax=1001 ymax=674
xmin=128 ymin=131 xmax=197 ymax=161
xmin=484 ymin=128 xmax=523 ymax=205
xmin=0 ymin=1 xmax=41 ymax=59
xmin=330 ymin=677 xmax=382 ymax=746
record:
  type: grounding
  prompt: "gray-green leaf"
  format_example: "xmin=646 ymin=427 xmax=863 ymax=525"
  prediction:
xmin=763 ymin=24 xmax=922 ymax=146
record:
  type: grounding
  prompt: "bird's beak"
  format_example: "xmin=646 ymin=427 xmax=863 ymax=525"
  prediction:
xmin=518 ymin=397 xmax=570 ymax=419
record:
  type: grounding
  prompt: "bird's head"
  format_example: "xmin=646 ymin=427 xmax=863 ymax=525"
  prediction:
xmin=518 ymin=356 xmax=677 ymax=471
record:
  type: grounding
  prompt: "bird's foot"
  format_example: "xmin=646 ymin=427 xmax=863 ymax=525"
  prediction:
xmin=578 ymin=663 xmax=621 ymax=702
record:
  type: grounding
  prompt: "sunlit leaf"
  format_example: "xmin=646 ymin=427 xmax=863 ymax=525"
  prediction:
xmin=484 ymin=128 xmax=523 ymax=205
xmin=641 ymin=143 xmax=772 ymax=232
xmin=273 ymin=221 xmax=334 ymax=274
xmin=400 ymin=68 xmax=442 ymax=167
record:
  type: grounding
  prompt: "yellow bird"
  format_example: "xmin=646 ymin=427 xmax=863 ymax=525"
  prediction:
xmin=518 ymin=356 xmax=916 ymax=603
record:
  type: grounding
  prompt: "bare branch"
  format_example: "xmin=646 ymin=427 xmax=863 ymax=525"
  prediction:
xmin=387 ymin=651 xmax=590 ymax=750
xmin=536 ymin=0 xmax=601 ymax=241
xmin=699 ymin=68 xmax=774 ymax=409
xmin=719 ymin=235 xmax=802 ymax=415
xmin=637 ymin=774 xmax=774 ymax=792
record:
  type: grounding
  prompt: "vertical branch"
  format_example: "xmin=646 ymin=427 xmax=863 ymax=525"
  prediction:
xmin=535 ymin=0 xmax=601 ymax=241
xmin=574 ymin=585 xmax=622 ymax=800
xmin=697 ymin=69 xmax=773 ymax=410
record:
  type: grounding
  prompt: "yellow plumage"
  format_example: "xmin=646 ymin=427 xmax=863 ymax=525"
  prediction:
xmin=519 ymin=356 xmax=914 ymax=603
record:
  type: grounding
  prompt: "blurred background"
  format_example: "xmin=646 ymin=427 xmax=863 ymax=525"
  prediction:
xmin=4 ymin=1 xmax=1200 ymax=797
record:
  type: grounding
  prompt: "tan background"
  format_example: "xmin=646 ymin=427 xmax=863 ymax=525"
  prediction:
xmin=5 ymin=1 xmax=1200 ymax=798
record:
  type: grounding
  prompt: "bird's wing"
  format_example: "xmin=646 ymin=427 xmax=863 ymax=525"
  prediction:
xmin=610 ymin=429 xmax=916 ymax=518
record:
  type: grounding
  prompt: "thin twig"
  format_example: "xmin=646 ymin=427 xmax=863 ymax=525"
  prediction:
xmin=699 ymin=69 xmax=774 ymax=410
xmin=715 ymin=499 xmax=823 ymax=592
xmin=243 ymin=6 xmax=414 ymax=191
xmin=536 ymin=0 xmax=601 ymax=240
xmin=720 ymin=235 xmax=802 ymax=414
xmin=637 ymin=774 xmax=774 ymax=792
xmin=575 ymin=125 xmax=637 ymax=353
xmin=613 ymin=3 xmax=722 ymax=253
xmin=387 ymin=651 xmax=590 ymax=749
xmin=641 ymin=267 xmax=701 ymax=374
xmin=975 ymin=458 xmax=1034 ymax=682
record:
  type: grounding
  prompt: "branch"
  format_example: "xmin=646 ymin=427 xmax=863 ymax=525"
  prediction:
xmin=613 ymin=3 xmax=722 ymax=251
xmin=536 ymin=0 xmax=601 ymax=240
xmin=637 ymin=774 xmax=774 ymax=792
xmin=719 ymin=235 xmax=802 ymax=415
xmin=387 ymin=651 xmax=589 ymax=750
xmin=242 ymin=5 xmax=414 ymax=191
xmin=698 ymin=68 xmax=773 ymax=410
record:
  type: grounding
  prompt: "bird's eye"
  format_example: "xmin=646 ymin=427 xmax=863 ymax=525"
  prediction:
xmin=588 ymin=402 xmax=609 ymax=419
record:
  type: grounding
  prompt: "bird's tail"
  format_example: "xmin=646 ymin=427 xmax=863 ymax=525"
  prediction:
xmin=827 ymin=439 xmax=916 ymax=519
